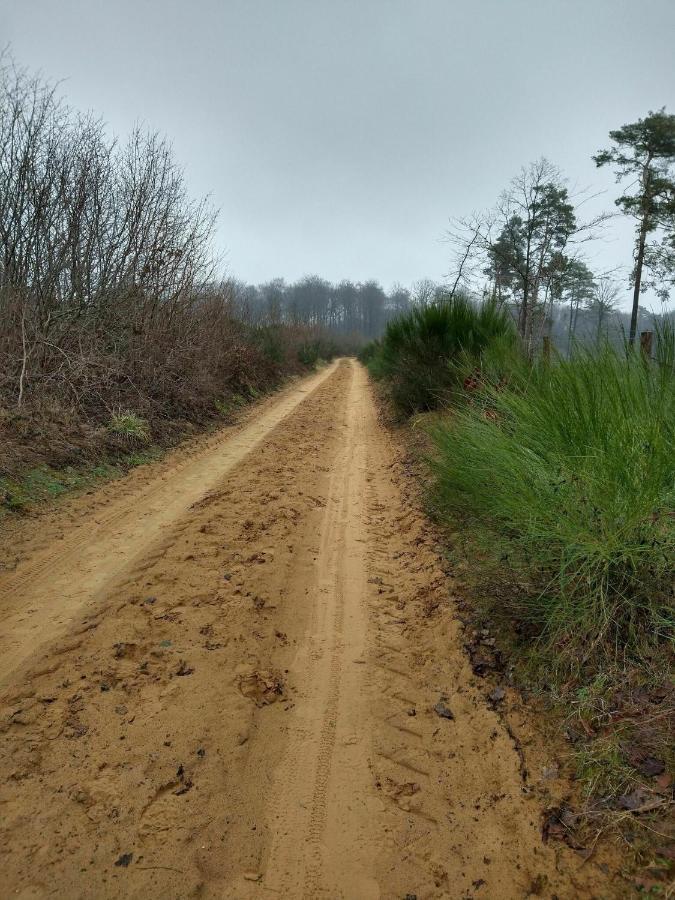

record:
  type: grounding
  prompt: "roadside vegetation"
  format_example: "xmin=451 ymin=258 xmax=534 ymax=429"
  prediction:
xmin=432 ymin=329 xmax=674 ymax=663
xmin=362 ymin=294 xmax=515 ymax=415
xmin=363 ymin=108 xmax=675 ymax=885
xmin=0 ymin=56 xmax=344 ymax=511
xmin=366 ymin=296 xmax=674 ymax=880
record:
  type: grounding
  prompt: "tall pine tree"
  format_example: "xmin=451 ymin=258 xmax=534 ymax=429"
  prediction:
xmin=594 ymin=109 xmax=675 ymax=343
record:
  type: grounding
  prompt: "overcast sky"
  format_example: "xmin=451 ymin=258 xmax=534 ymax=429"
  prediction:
xmin=2 ymin=0 xmax=675 ymax=308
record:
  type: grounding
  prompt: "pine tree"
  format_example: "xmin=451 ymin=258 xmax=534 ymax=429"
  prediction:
xmin=594 ymin=109 xmax=675 ymax=344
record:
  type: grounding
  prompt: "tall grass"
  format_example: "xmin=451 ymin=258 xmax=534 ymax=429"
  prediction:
xmin=367 ymin=295 xmax=516 ymax=415
xmin=430 ymin=338 xmax=675 ymax=663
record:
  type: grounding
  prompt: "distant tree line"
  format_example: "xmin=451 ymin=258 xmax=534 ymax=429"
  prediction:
xmin=226 ymin=276 xmax=446 ymax=339
xmin=228 ymin=272 xmax=671 ymax=353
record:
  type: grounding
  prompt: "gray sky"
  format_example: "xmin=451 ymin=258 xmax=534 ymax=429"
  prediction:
xmin=2 ymin=0 xmax=675 ymax=308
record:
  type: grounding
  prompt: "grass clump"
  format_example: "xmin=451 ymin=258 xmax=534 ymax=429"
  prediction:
xmin=366 ymin=294 xmax=516 ymax=415
xmin=108 ymin=411 xmax=150 ymax=445
xmin=430 ymin=340 xmax=675 ymax=664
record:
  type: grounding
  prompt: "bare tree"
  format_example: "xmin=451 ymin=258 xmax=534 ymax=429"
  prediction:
xmin=586 ymin=276 xmax=620 ymax=346
xmin=0 ymin=54 xmax=218 ymax=407
xmin=410 ymin=278 xmax=437 ymax=307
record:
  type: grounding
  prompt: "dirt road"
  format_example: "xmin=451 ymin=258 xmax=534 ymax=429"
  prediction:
xmin=0 ymin=360 xmax=615 ymax=898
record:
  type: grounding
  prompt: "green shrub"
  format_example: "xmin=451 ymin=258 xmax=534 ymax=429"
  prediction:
xmin=368 ymin=294 xmax=517 ymax=415
xmin=214 ymin=393 xmax=247 ymax=417
xmin=430 ymin=341 xmax=675 ymax=664
xmin=357 ymin=341 xmax=380 ymax=365
xmin=257 ymin=325 xmax=286 ymax=365
xmin=297 ymin=341 xmax=321 ymax=367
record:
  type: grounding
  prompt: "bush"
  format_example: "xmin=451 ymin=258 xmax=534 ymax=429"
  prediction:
xmin=367 ymin=294 xmax=516 ymax=415
xmin=430 ymin=340 xmax=675 ymax=665
xmin=297 ymin=341 xmax=321 ymax=367
xmin=357 ymin=340 xmax=380 ymax=365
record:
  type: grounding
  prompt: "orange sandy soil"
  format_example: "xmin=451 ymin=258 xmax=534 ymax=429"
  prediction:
xmin=0 ymin=360 xmax=626 ymax=898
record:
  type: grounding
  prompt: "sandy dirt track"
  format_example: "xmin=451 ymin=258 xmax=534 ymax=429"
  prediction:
xmin=0 ymin=360 xmax=618 ymax=898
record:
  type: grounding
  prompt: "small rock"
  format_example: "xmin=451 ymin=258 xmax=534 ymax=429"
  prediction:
xmin=114 ymin=853 xmax=133 ymax=867
xmin=243 ymin=871 xmax=262 ymax=882
xmin=488 ymin=687 xmax=506 ymax=703
xmin=433 ymin=700 xmax=454 ymax=720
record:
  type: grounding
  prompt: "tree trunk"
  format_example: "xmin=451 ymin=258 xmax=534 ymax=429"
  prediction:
xmin=630 ymin=158 xmax=653 ymax=346
xmin=567 ymin=299 xmax=579 ymax=357
xmin=596 ymin=305 xmax=604 ymax=347
xmin=630 ymin=214 xmax=649 ymax=345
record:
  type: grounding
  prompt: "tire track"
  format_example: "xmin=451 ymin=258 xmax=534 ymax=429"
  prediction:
xmin=0 ymin=362 xmax=337 ymax=685
xmin=248 ymin=360 xmax=380 ymax=900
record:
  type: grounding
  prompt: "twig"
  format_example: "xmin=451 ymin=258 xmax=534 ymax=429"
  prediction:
xmin=17 ymin=308 xmax=28 ymax=407
xmin=136 ymin=865 xmax=184 ymax=874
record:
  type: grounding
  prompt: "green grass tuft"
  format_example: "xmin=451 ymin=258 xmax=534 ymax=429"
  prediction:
xmin=108 ymin=411 xmax=150 ymax=444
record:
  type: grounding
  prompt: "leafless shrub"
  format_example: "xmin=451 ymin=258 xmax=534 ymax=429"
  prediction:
xmin=0 ymin=55 xmax=326 ymax=476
